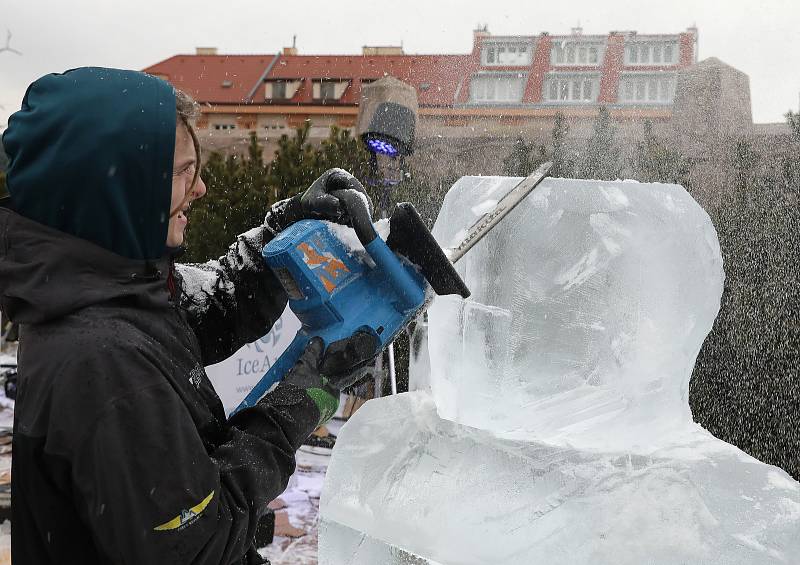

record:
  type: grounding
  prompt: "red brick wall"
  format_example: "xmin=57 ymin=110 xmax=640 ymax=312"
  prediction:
xmin=524 ymin=34 xmax=552 ymax=103
xmin=598 ymin=33 xmax=625 ymax=103
xmin=679 ymin=32 xmax=695 ymax=67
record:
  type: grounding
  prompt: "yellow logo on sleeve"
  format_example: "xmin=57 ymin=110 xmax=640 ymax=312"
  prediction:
xmin=153 ymin=490 xmax=215 ymax=532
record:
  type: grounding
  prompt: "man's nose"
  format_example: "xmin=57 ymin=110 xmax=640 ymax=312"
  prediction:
xmin=192 ymin=176 xmax=207 ymax=199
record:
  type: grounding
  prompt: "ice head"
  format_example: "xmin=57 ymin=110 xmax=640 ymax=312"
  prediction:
xmin=428 ymin=176 xmax=724 ymax=451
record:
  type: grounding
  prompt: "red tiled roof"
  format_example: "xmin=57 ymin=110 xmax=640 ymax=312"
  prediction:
xmin=144 ymin=53 xmax=476 ymax=107
xmin=143 ymin=54 xmax=277 ymax=104
xmin=266 ymin=54 xmax=475 ymax=106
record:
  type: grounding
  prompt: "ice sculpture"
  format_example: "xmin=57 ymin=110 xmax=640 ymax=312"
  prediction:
xmin=319 ymin=177 xmax=800 ymax=565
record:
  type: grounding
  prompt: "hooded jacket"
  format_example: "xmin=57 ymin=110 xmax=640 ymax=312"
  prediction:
xmin=0 ymin=68 xmax=322 ymax=564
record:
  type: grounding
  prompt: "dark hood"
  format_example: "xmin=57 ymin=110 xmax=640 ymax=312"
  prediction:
xmin=0 ymin=207 xmax=171 ymax=324
xmin=2 ymin=67 xmax=175 ymax=260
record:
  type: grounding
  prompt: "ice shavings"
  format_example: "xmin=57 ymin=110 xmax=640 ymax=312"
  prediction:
xmin=323 ymin=219 xmax=390 ymax=259
xmin=178 ymin=260 xmax=235 ymax=316
xmin=373 ymin=218 xmax=390 ymax=241
xmin=177 ymin=225 xmax=267 ymax=315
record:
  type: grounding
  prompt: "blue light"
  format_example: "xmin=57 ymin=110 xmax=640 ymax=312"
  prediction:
xmin=366 ymin=138 xmax=399 ymax=156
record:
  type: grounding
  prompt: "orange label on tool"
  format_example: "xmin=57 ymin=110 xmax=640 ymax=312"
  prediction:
xmin=297 ymin=242 xmax=350 ymax=293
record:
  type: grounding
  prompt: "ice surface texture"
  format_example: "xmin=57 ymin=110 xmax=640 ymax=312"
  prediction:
xmin=428 ymin=177 xmax=724 ymax=451
xmin=321 ymin=393 xmax=800 ymax=565
xmin=319 ymin=177 xmax=800 ymax=564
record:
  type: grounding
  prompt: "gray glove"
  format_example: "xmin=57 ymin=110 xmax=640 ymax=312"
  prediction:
xmin=265 ymin=168 xmax=373 ymax=235
xmin=282 ymin=332 xmax=381 ymax=425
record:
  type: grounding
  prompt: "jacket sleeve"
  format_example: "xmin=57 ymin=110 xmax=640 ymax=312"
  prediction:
xmin=176 ymin=224 xmax=288 ymax=367
xmin=69 ymin=350 xmax=321 ymax=564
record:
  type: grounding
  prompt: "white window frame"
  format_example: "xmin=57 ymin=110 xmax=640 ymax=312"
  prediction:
xmin=482 ymin=42 xmax=533 ymax=66
xmin=618 ymin=73 xmax=676 ymax=104
xmin=624 ymin=40 xmax=679 ymax=66
xmin=543 ymin=73 xmax=601 ymax=103
xmin=550 ymin=40 xmax=604 ymax=67
xmin=470 ymin=73 xmax=528 ymax=103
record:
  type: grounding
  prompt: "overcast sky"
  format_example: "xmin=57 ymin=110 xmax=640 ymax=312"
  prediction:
xmin=1 ymin=0 xmax=798 ymax=128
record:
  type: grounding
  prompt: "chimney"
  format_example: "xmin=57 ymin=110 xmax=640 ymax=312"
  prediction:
xmin=473 ymin=25 xmax=490 ymax=55
xmin=195 ymin=47 xmax=218 ymax=56
xmin=283 ymin=35 xmax=298 ymax=56
xmin=362 ymin=46 xmax=405 ymax=56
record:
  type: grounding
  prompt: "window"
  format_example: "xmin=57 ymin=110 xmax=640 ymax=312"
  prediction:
xmin=618 ymin=74 xmax=676 ymax=103
xmin=624 ymin=41 xmax=679 ymax=65
xmin=482 ymin=43 xmax=532 ymax=66
xmin=470 ymin=74 xmax=527 ymax=103
xmin=543 ymin=74 xmax=600 ymax=102
xmin=551 ymin=41 xmax=604 ymax=66
xmin=272 ymin=81 xmax=287 ymax=100
xmin=312 ymin=80 xmax=347 ymax=102
xmin=319 ymin=81 xmax=336 ymax=100
xmin=213 ymin=124 xmax=236 ymax=130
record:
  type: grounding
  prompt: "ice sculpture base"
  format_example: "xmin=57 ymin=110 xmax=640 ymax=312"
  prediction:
xmin=320 ymin=392 xmax=800 ymax=565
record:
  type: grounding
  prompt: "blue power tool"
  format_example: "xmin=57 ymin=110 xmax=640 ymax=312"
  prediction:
xmin=234 ymin=192 xmax=470 ymax=413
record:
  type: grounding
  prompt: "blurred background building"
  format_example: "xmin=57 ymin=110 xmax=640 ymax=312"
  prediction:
xmin=144 ymin=26 xmax=784 ymax=188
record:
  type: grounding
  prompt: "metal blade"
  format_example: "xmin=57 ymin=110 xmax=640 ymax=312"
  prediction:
xmin=447 ymin=162 xmax=552 ymax=264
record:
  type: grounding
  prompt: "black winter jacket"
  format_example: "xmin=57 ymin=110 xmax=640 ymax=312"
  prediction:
xmin=0 ymin=207 xmax=322 ymax=564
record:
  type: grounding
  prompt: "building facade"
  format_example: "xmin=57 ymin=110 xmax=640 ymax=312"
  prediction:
xmin=145 ymin=26 xmax=760 ymax=192
xmin=145 ymin=28 xmax=709 ymax=150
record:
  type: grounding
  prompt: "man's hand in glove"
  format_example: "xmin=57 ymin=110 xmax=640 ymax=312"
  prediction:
xmin=281 ymin=332 xmax=380 ymax=426
xmin=264 ymin=168 xmax=373 ymax=235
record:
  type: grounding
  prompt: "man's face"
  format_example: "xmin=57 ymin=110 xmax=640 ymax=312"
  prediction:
xmin=167 ymin=123 xmax=206 ymax=247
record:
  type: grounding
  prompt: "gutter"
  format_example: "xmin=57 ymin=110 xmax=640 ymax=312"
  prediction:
xmin=245 ymin=53 xmax=281 ymax=103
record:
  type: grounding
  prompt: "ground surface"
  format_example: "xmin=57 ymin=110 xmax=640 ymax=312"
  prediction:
xmin=259 ymin=419 xmax=343 ymax=565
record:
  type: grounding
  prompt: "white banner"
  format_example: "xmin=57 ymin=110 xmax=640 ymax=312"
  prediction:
xmin=205 ymin=307 xmax=301 ymax=415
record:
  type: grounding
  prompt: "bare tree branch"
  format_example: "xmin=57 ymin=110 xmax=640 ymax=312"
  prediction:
xmin=0 ymin=30 xmax=21 ymax=56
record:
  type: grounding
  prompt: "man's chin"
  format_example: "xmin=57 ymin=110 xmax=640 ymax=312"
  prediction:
xmin=166 ymin=234 xmax=184 ymax=248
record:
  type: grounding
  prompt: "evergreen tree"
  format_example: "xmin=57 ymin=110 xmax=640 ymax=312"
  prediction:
xmin=580 ymin=106 xmax=621 ymax=180
xmin=690 ymin=137 xmax=800 ymax=480
xmin=0 ymin=138 xmax=8 ymax=172
xmin=632 ymin=120 xmax=691 ymax=185
xmin=183 ymin=132 xmax=271 ymax=262
xmin=502 ymin=137 xmax=546 ymax=177
xmin=551 ymin=111 xmax=574 ymax=178
xmin=265 ymin=121 xmax=322 ymax=202
xmin=786 ymin=110 xmax=800 ymax=141
xmin=185 ymin=125 xmax=374 ymax=262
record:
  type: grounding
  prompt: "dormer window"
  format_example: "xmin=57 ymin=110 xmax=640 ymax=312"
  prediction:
xmin=265 ymin=79 xmax=302 ymax=102
xmin=625 ymin=40 xmax=679 ymax=65
xmin=313 ymin=79 xmax=349 ymax=103
xmin=543 ymin=72 xmax=601 ymax=102
xmin=551 ymin=40 xmax=604 ymax=66
xmin=483 ymin=42 xmax=532 ymax=66
xmin=470 ymin=73 xmax=527 ymax=103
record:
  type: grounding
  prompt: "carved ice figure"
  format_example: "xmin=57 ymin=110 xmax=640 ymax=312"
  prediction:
xmin=319 ymin=177 xmax=800 ymax=565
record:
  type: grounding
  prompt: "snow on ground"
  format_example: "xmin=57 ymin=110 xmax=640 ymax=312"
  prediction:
xmin=260 ymin=419 xmax=343 ymax=564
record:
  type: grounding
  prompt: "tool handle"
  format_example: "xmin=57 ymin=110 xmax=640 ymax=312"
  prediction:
xmin=231 ymin=332 xmax=311 ymax=416
xmin=330 ymin=189 xmax=378 ymax=246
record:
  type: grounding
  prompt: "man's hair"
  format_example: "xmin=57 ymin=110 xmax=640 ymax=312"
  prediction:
xmin=174 ymin=89 xmax=201 ymax=192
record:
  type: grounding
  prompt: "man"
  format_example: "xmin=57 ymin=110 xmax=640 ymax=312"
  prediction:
xmin=0 ymin=67 xmax=377 ymax=564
